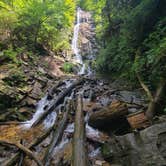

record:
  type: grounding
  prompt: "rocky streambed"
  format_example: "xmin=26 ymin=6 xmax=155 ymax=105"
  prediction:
xmin=1 ymin=75 xmax=166 ymax=166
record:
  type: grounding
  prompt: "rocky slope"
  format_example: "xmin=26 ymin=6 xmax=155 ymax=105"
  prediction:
xmin=0 ymin=52 xmax=68 ymax=122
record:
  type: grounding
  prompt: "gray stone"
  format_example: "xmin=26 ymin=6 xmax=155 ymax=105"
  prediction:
xmin=102 ymin=122 xmax=166 ymax=166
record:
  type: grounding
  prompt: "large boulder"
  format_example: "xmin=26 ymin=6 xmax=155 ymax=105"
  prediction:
xmin=102 ymin=122 xmax=166 ymax=166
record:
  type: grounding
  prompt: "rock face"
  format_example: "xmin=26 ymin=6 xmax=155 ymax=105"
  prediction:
xmin=78 ymin=10 xmax=98 ymax=60
xmin=102 ymin=122 xmax=166 ymax=166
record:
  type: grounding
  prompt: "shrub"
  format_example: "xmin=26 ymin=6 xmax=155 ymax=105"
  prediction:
xmin=62 ymin=62 xmax=74 ymax=73
xmin=3 ymin=48 xmax=18 ymax=63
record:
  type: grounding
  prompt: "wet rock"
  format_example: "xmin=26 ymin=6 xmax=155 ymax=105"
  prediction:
xmin=102 ymin=121 xmax=166 ymax=166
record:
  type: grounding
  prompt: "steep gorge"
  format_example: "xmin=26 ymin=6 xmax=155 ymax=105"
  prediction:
xmin=0 ymin=7 xmax=166 ymax=166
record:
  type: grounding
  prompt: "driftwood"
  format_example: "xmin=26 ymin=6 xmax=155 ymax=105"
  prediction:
xmin=72 ymin=95 xmax=88 ymax=166
xmin=0 ymin=140 xmax=43 ymax=166
xmin=32 ymin=78 xmax=84 ymax=127
xmin=89 ymin=102 xmax=128 ymax=129
xmin=43 ymin=101 xmax=71 ymax=166
xmin=3 ymin=125 xmax=54 ymax=166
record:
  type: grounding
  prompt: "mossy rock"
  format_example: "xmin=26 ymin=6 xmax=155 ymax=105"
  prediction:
xmin=101 ymin=144 xmax=113 ymax=159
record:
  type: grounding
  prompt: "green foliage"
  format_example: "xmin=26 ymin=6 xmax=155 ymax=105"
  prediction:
xmin=1 ymin=48 xmax=18 ymax=63
xmin=87 ymin=0 xmax=166 ymax=89
xmin=101 ymin=144 xmax=112 ymax=159
xmin=0 ymin=0 xmax=76 ymax=53
xmin=62 ymin=62 xmax=74 ymax=73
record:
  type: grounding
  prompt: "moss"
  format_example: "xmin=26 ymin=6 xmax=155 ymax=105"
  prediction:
xmin=101 ymin=144 xmax=113 ymax=159
xmin=62 ymin=62 xmax=75 ymax=73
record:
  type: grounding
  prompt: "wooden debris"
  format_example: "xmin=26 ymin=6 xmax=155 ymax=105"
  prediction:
xmin=43 ymin=101 xmax=71 ymax=166
xmin=72 ymin=95 xmax=88 ymax=166
xmin=32 ymin=78 xmax=84 ymax=127
xmin=3 ymin=124 xmax=54 ymax=166
xmin=0 ymin=140 xmax=43 ymax=166
xmin=127 ymin=110 xmax=150 ymax=129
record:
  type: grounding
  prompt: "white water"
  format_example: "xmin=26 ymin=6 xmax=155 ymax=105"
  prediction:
xmin=65 ymin=123 xmax=101 ymax=142
xmin=23 ymin=95 xmax=55 ymax=128
xmin=72 ymin=8 xmax=83 ymax=66
xmin=89 ymin=148 xmax=101 ymax=158
xmin=71 ymin=8 xmax=96 ymax=75
xmin=71 ymin=8 xmax=94 ymax=75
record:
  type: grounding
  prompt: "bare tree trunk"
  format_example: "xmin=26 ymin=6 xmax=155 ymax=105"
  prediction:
xmin=146 ymin=80 xmax=166 ymax=120
xmin=136 ymin=73 xmax=166 ymax=120
xmin=136 ymin=73 xmax=153 ymax=101
xmin=72 ymin=95 xmax=88 ymax=166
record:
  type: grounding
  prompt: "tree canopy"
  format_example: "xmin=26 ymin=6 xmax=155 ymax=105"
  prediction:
xmin=0 ymin=0 xmax=76 ymax=52
xmin=78 ymin=0 xmax=166 ymax=90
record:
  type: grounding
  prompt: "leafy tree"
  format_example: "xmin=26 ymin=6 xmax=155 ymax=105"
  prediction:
xmin=0 ymin=0 xmax=76 ymax=52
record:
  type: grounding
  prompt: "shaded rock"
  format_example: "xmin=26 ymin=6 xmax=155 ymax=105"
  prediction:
xmin=102 ymin=122 xmax=166 ymax=166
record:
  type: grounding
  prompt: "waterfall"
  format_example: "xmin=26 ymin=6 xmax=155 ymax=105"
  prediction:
xmin=72 ymin=8 xmax=83 ymax=65
xmin=71 ymin=8 xmax=95 ymax=76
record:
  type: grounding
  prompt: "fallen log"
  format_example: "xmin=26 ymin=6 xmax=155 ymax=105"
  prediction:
xmin=88 ymin=101 xmax=128 ymax=129
xmin=0 ymin=122 xmax=30 ymax=125
xmin=72 ymin=95 xmax=88 ymax=166
xmin=32 ymin=78 xmax=84 ymax=127
xmin=3 ymin=124 xmax=54 ymax=166
xmin=43 ymin=101 xmax=71 ymax=166
xmin=0 ymin=140 xmax=43 ymax=166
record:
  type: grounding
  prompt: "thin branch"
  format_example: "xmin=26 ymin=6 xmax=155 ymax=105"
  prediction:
xmin=0 ymin=140 xmax=43 ymax=166
xmin=136 ymin=73 xmax=153 ymax=101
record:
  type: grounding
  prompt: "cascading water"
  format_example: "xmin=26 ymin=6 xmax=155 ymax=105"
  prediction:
xmin=71 ymin=8 xmax=95 ymax=75
xmin=23 ymin=79 xmax=76 ymax=129
xmin=72 ymin=8 xmax=83 ymax=66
